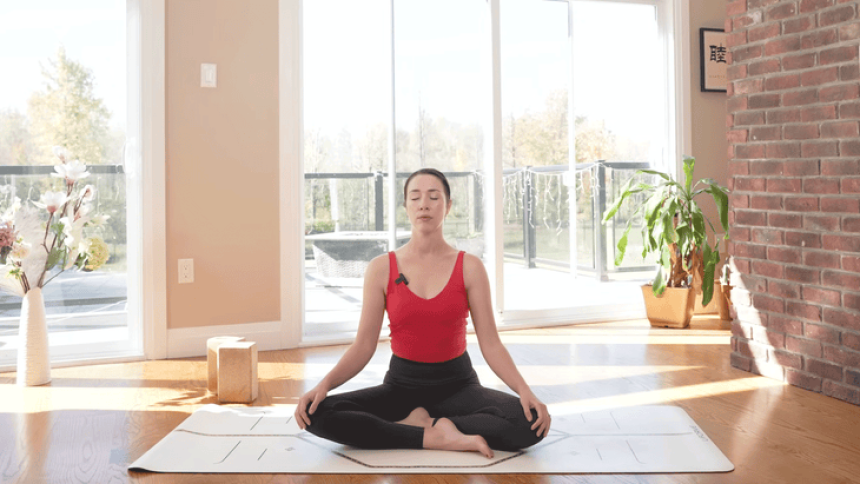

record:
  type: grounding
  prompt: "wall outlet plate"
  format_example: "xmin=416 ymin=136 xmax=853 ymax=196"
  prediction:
xmin=179 ymin=259 xmax=194 ymax=284
xmin=201 ymin=63 xmax=217 ymax=88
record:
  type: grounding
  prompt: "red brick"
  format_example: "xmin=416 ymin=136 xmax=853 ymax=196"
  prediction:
xmin=769 ymin=280 xmax=801 ymax=298
xmin=784 ymin=16 xmax=815 ymax=34
xmin=800 ymin=0 xmax=834 ymax=13
xmin=767 ymin=2 xmax=798 ymax=20
xmin=734 ymin=258 xmax=751 ymax=274
xmin=787 ymin=336 xmax=824 ymax=358
xmin=751 ymin=195 xmax=783 ymax=209
xmin=786 ymin=231 xmax=821 ymax=248
xmin=736 ymin=243 xmax=768 ymax=259
xmin=767 ymin=178 xmax=802 ymax=193
xmin=821 ymin=121 xmax=860 ymax=138
xmin=770 ymin=212 xmax=804 ymax=228
xmin=770 ymin=315 xmax=804 ymax=335
xmin=767 ymin=143 xmax=802 ymax=158
xmin=749 ymin=23 xmax=781 ymax=42
xmin=750 ymin=0 xmax=782 ymax=7
xmin=736 ymin=177 xmax=768 ymax=191
xmin=824 ymin=308 xmax=860 ymax=331
xmin=803 ymin=178 xmax=839 ymax=193
xmin=823 ymin=380 xmax=860 ymax=405
xmin=823 ymin=270 xmax=860 ymax=288
xmin=734 ymin=45 xmax=764 ymax=63
xmin=804 ymin=250 xmax=841 ymax=268
xmin=822 ymin=160 xmax=859 ymax=175
xmin=844 ymin=178 xmax=860 ymax=193
xmin=821 ymin=85 xmax=860 ymax=103
xmin=766 ymin=36 xmax=802 ymax=56
xmin=728 ymin=64 xmax=749 ymax=82
xmin=768 ymin=109 xmax=801 ymax=124
xmin=752 ymin=228 xmax=785 ymax=244
xmin=824 ymin=346 xmax=860 ymax=368
xmin=786 ymin=369 xmax=823 ymax=392
xmin=821 ymin=46 xmax=859 ymax=65
xmin=800 ymin=67 xmax=839 ymax=86
xmin=735 ymin=79 xmax=764 ymax=95
xmin=840 ymin=21 xmax=860 ymax=40
xmin=750 ymin=126 xmax=782 ymax=141
xmin=823 ymin=234 xmax=860 ymax=251
xmin=732 ymin=225 xmax=752 ymax=240
xmin=803 ymin=215 xmax=840 ymax=231
xmin=801 ymin=141 xmax=839 ymax=157
xmin=728 ymin=30 xmax=749 ymax=49
xmin=750 ymin=59 xmax=782 ymax=75
xmin=728 ymin=113 xmax=735 ymax=129
xmin=785 ymin=160 xmax=821 ymax=176
xmin=729 ymin=160 xmax=750 ymax=175
xmin=728 ymin=96 xmax=749 ymax=113
xmin=841 ymin=102 xmax=860 ymax=118
xmin=844 ymin=217 xmax=860 ymax=232
xmin=846 ymin=293 xmax=860 ymax=312
xmin=750 ymin=93 xmax=782 ymax=109
xmin=783 ymin=53 xmax=816 ymax=70
xmin=844 ymin=332 xmax=860 ymax=351
xmin=736 ymin=111 xmax=767 ymax=125
xmin=786 ymin=266 xmax=822 ymax=284
xmin=728 ymin=130 xmax=749 ymax=145
xmin=842 ymin=64 xmax=860 ymax=81
xmin=754 ymin=294 xmax=787 ymax=313
xmin=840 ymin=139 xmax=860 ymax=156
xmin=731 ymin=352 xmax=752 ymax=372
xmin=821 ymin=197 xmax=860 ymax=212
xmin=801 ymin=28 xmax=839 ymax=49
xmin=771 ymin=348 xmax=803 ymax=369
xmin=785 ymin=125 xmax=819 ymax=139
xmin=801 ymin=105 xmax=837 ymax=122
xmin=802 ymin=287 xmax=842 ymax=306
xmin=783 ymin=89 xmax=819 ymax=106
xmin=765 ymin=74 xmax=801 ymax=92
xmin=727 ymin=0 xmax=748 ymax=16
xmin=807 ymin=323 xmax=842 ymax=343
xmin=752 ymin=160 xmax=786 ymax=175
xmin=758 ymin=327 xmax=789 ymax=348
xmin=736 ymin=144 xmax=767 ymax=159
xmin=753 ymin=260 xmax=785 ymax=278
xmin=738 ymin=339 xmax=770 ymax=359
xmin=806 ymin=358 xmax=844 ymax=380
xmin=843 ymin=255 xmax=860 ymax=271
xmin=737 ymin=210 xmax=768 ymax=226
xmin=784 ymin=196 xmax=819 ymax=212
xmin=820 ymin=5 xmax=857 ymax=27
xmin=788 ymin=301 xmax=823 ymax=321
xmin=735 ymin=14 xmax=759 ymax=30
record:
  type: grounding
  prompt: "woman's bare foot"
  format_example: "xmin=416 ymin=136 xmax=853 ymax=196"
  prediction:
xmin=423 ymin=418 xmax=494 ymax=458
xmin=395 ymin=407 xmax=433 ymax=428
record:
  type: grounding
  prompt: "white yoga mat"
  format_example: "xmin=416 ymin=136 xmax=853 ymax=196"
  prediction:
xmin=129 ymin=404 xmax=734 ymax=474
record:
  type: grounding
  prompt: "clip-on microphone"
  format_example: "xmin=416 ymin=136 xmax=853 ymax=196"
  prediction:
xmin=395 ymin=273 xmax=409 ymax=285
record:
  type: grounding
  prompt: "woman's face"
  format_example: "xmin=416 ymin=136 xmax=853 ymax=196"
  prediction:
xmin=404 ymin=174 xmax=452 ymax=231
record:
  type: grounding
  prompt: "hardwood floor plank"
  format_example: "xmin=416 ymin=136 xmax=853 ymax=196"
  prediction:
xmin=2 ymin=318 xmax=860 ymax=483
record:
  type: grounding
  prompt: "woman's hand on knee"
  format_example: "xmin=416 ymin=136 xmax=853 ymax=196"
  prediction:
xmin=295 ymin=385 xmax=328 ymax=430
xmin=520 ymin=391 xmax=551 ymax=438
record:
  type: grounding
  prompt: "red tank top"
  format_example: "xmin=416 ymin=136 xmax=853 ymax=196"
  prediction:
xmin=386 ymin=251 xmax=469 ymax=363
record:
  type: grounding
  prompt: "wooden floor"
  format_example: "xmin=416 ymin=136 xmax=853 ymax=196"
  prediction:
xmin=2 ymin=317 xmax=860 ymax=484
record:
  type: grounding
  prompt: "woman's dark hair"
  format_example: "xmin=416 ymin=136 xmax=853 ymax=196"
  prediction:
xmin=403 ymin=168 xmax=451 ymax=204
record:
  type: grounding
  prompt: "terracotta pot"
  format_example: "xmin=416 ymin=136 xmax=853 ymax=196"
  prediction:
xmin=641 ymin=284 xmax=695 ymax=329
xmin=718 ymin=283 xmax=733 ymax=320
xmin=693 ymin=281 xmax=722 ymax=315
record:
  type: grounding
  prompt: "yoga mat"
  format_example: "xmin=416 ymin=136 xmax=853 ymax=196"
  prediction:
xmin=129 ymin=404 xmax=734 ymax=474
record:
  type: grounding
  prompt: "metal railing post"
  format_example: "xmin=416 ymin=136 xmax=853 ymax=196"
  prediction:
xmin=473 ymin=173 xmax=483 ymax=234
xmin=522 ymin=168 xmax=536 ymax=268
xmin=374 ymin=171 xmax=384 ymax=231
xmin=595 ymin=161 xmax=607 ymax=281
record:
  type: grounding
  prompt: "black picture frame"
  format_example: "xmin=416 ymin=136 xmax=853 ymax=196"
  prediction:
xmin=700 ymin=28 xmax=727 ymax=93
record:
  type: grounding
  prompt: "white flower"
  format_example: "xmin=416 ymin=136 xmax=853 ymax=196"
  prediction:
xmin=33 ymin=191 xmax=68 ymax=214
xmin=52 ymin=160 xmax=90 ymax=184
xmin=52 ymin=146 xmax=71 ymax=163
xmin=59 ymin=215 xmax=88 ymax=247
xmin=79 ymin=185 xmax=95 ymax=202
xmin=89 ymin=214 xmax=110 ymax=227
xmin=9 ymin=241 xmax=31 ymax=261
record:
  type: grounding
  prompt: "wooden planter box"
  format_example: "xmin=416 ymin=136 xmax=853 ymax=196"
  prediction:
xmin=641 ymin=285 xmax=695 ymax=329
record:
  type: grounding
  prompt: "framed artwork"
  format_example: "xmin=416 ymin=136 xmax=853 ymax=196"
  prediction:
xmin=700 ymin=28 xmax=727 ymax=92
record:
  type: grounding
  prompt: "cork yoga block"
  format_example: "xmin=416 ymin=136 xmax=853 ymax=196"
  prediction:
xmin=217 ymin=341 xmax=258 ymax=404
xmin=206 ymin=336 xmax=245 ymax=393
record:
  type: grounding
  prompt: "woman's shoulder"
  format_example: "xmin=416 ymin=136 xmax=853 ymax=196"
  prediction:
xmin=365 ymin=253 xmax=392 ymax=283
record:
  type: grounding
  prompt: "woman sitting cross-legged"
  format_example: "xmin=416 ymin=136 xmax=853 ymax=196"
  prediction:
xmin=294 ymin=168 xmax=551 ymax=458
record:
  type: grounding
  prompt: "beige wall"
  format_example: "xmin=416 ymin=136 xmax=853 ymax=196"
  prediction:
xmin=689 ymin=0 xmax=730 ymax=236
xmin=166 ymin=0 xmax=280 ymax=329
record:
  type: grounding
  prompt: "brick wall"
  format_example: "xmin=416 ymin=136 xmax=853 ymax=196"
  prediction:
xmin=725 ymin=0 xmax=860 ymax=405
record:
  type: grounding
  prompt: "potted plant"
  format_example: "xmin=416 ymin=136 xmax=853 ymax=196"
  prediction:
xmin=718 ymin=257 xmax=733 ymax=321
xmin=602 ymin=156 xmax=729 ymax=328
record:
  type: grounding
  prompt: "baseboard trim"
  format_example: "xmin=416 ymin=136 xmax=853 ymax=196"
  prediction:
xmin=167 ymin=320 xmax=284 ymax=359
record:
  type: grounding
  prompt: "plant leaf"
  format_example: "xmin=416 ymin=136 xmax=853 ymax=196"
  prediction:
xmin=701 ymin=243 xmax=715 ymax=307
xmin=615 ymin=222 xmax=632 ymax=266
xmin=653 ymin=264 xmax=666 ymax=295
xmin=683 ymin=156 xmax=695 ymax=193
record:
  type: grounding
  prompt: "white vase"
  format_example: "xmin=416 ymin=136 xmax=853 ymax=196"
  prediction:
xmin=16 ymin=287 xmax=51 ymax=386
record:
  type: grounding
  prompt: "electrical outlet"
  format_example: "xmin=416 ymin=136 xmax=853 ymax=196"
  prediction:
xmin=179 ymin=259 xmax=194 ymax=284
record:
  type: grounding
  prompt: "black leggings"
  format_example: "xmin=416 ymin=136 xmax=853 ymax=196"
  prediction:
xmin=304 ymin=352 xmax=543 ymax=452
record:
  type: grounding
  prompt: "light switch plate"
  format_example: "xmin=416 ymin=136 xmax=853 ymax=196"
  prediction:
xmin=201 ymin=63 xmax=217 ymax=88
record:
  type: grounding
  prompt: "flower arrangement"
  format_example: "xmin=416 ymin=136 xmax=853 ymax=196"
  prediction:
xmin=0 ymin=146 xmax=110 ymax=297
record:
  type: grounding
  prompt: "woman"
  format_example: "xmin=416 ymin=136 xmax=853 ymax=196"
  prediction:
xmin=294 ymin=168 xmax=550 ymax=458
